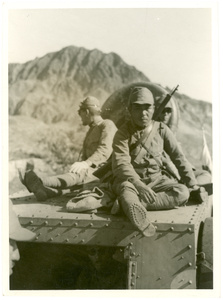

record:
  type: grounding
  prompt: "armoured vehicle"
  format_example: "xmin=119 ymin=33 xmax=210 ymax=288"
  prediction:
xmin=9 ymin=82 xmax=213 ymax=290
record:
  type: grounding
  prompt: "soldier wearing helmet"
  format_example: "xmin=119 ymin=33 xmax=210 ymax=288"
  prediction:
xmin=19 ymin=96 xmax=117 ymax=202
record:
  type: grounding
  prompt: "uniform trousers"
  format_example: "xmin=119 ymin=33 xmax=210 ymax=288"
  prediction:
xmin=114 ymin=173 xmax=190 ymax=211
xmin=41 ymin=168 xmax=96 ymax=189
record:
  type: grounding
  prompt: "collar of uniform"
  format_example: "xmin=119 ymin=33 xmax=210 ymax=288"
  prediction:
xmin=90 ymin=116 xmax=103 ymax=127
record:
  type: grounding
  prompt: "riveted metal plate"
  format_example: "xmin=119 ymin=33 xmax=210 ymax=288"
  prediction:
xmin=10 ymin=191 xmax=212 ymax=289
xmin=19 ymin=216 xmax=141 ymax=246
xmin=131 ymin=229 xmax=197 ymax=289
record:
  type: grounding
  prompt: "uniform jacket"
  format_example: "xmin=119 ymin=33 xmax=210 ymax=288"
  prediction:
xmin=112 ymin=120 xmax=197 ymax=188
xmin=81 ymin=117 xmax=117 ymax=167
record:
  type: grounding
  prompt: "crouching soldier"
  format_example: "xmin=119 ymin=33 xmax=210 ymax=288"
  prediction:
xmin=19 ymin=96 xmax=117 ymax=202
xmin=112 ymin=87 xmax=200 ymax=237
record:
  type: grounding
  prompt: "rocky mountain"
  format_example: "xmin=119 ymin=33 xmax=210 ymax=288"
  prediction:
xmin=8 ymin=45 xmax=212 ymax=194
xmin=9 ymin=46 xmax=149 ymax=123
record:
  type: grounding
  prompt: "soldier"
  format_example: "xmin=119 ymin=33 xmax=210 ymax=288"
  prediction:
xmin=19 ymin=96 xmax=117 ymax=202
xmin=158 ymin=102 xmax=212 ymax=186
xmin=158 ymin=103 xmax=173 ymax=126
xmin=112 ymin=87 xmax=200 ymax=237
xmin=9 ymin=199 xmax=36 ymax=275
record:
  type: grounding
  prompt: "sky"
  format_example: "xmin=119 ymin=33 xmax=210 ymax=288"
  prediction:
xmin=5 ymin=2 xmax=219 ymax=103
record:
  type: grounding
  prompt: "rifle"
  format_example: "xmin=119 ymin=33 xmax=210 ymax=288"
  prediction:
xmin=152 ymin=85 xmax=179 ymax=121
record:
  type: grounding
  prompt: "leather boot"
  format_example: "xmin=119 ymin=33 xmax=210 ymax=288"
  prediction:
xmin=118 ymin=183 xmax=156 ymax=237
xmin=19 ymin=170 xmax=60 ymax=202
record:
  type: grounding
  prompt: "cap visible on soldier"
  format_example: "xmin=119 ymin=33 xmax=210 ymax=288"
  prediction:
xmin=129 ymin=87 xmax=154 ymax=106
xmin=161 ymin=101 xmax=173 ymax=114
xmin=9 ymin=200 xmax=36 ymax=241
xmin=80 ymin=96 xmax=101 ymax=110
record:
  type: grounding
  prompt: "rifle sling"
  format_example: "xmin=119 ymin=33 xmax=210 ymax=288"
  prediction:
xmin=132 ymin=121 xmax=160 ymax=165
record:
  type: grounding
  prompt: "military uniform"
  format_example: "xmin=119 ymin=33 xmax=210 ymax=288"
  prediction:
xmin=42 ymin=117 xmax=117 ymax=188
xmin=112 ymin=119 xmax=198 ymax=235
xmin=20 ymin=96 xmax=117 ymax=202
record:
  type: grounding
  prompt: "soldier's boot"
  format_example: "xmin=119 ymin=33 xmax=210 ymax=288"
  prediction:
xmin=19 ymin=169 xmax=60 ymax=202
xmin=118 ymin=184 xmax=156 ymax=237
xmin=189 ymin=187 xmax=209 ymax=204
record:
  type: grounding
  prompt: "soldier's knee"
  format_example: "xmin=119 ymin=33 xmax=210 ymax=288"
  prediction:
xmin=173 ymin=184 xmax=190 ymax=205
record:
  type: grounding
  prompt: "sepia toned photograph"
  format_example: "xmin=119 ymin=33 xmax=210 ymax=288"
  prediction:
xmin=2 ymin=0 xmax=222 ymax=297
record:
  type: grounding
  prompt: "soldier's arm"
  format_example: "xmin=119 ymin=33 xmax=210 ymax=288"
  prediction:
xmin=162 ymin=124 xmax=198 ymax=188
xmin=112 ymin=126 xmax=141 ymax=183
xmin=86 ymin=120 xmax=117 ymax=167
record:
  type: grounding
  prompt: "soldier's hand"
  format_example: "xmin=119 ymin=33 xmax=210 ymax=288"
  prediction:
xmin=69 ymin=161 xmax=89 ymax=173
xmin=134 ymin=180 xmax=157 ymax=204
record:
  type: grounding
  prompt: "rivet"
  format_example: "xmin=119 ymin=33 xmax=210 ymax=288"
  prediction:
xmin=154 ymin=226 xmax=158 ymax=230
xmin=32 ymin=215 xmax=34 ymax=217
xmin=59 ymin=221 xmax=63 ymax=225
xmin=35 ymin=237 xmax=38 ymax=240
xmin=188 ymin=262 xmax=192 ymax=267
xmin=130 ymin=242 xmax=133 ymax=246
xmin=136 ymin=275 xmax=140 ymax=279
xmin=132 ymin=272 xmax=135 ymax=276
xmin=170 ymin=227 xmax=174 ymax=231
xmin=81 ymin=239 xmax=85 ymax=243
xmin=154 ymin=220 xmax=157 ymax=222
xmin=56 ymin=233 xmax=60 ymax=237
xmin=131 ymin=282 xmax=135 ymax=286
xmin=158 ymin=277 xmax=162 ymax=280
xmin=132 ymin=252 xmax=136 ymax=256
xmin=120 ymin=249 xmax=123 ymax=252
xmin=181 ymin=256 xmax=184 ymax=259
xmin=50 ymin=237 xmax=53 ymax=241
xmin=44 ymin=221 xmax=48 ymax=225
xmin=29 ymin=220 xmax=33 ymax=224
xmin=65 ymin=238 xmax=69 ymax=242
xmin=188 ymin=280 xmax=192 ymax=285
xmin=132 ymin=263 xmax=136 ymax=266
xmin=188 ymin=245 xmax=192 ymax=249
xmin=105 ymin=224 xmax=109 ymax=227
xmin=74 ymin=222 xmax=78 ymax=226
xmin=90 ymin=223 xmax=93 ymax=227
xmin=187 ymin=227 xmax=192 ymax=232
